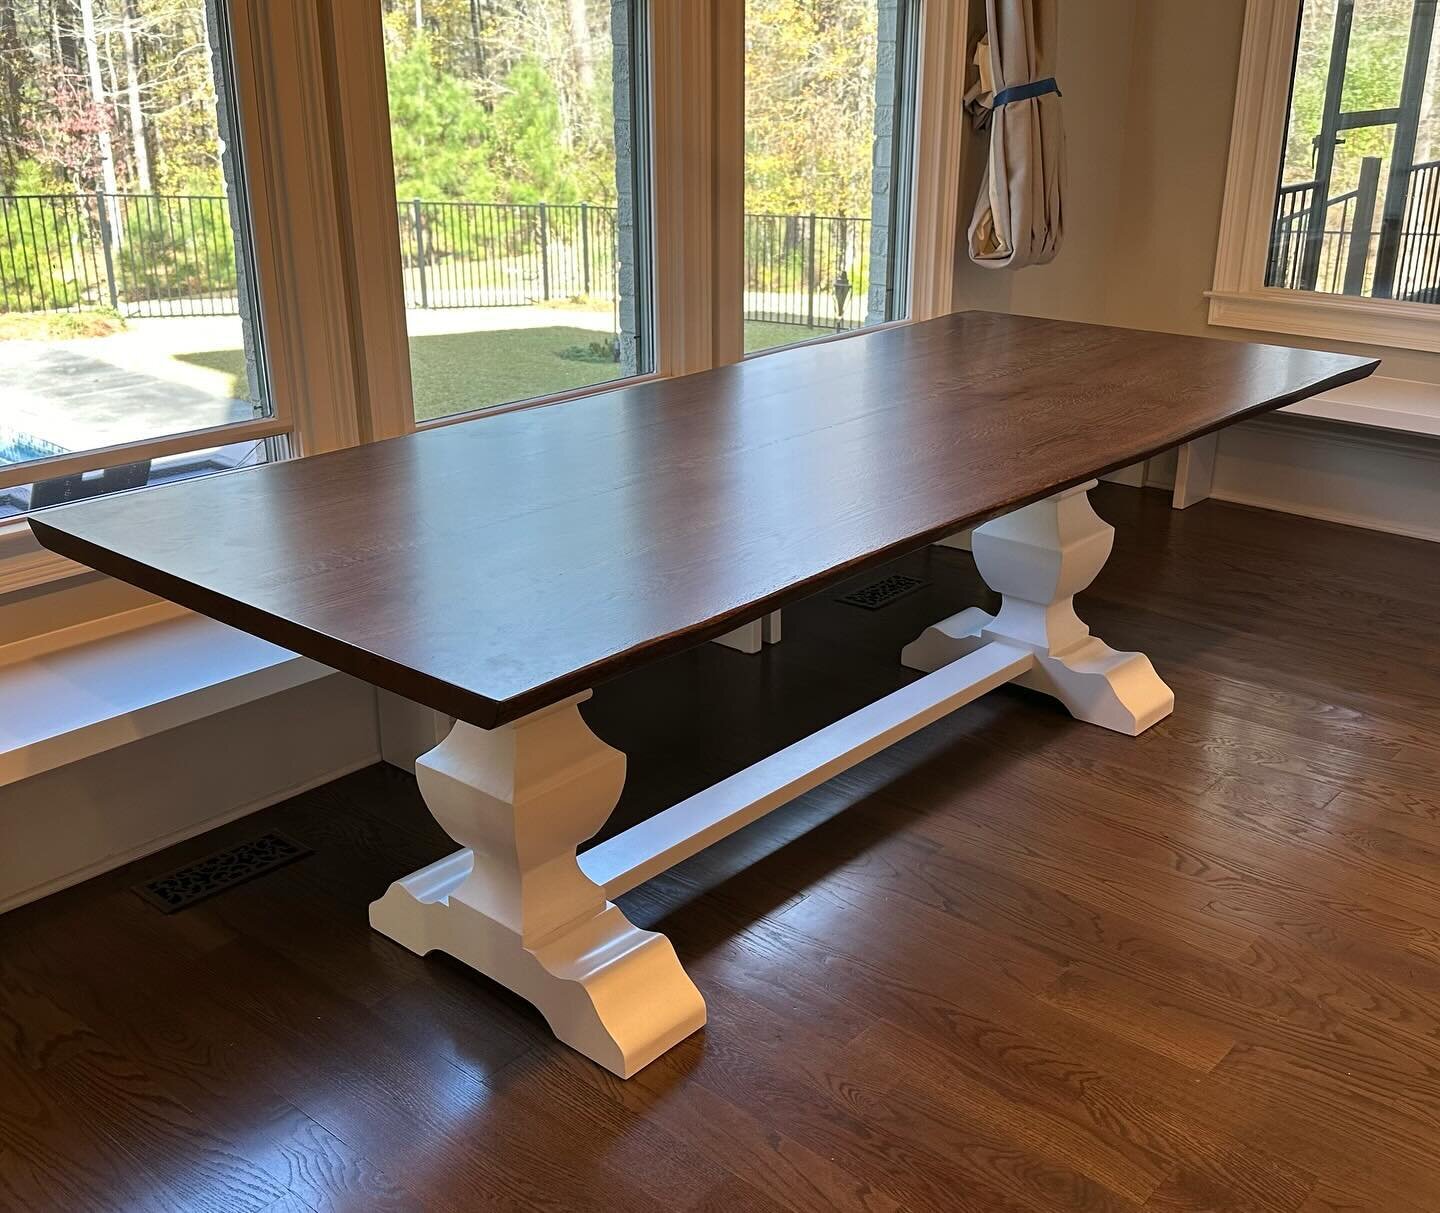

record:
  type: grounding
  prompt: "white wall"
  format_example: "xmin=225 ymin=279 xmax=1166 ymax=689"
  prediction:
xmin=955 ymin=0 xmax=1140 ymax=323
xmin=0 ymin=672 xmax=381 ymax=912
xmin=952 ymin=0 xmax=1440 ymax=537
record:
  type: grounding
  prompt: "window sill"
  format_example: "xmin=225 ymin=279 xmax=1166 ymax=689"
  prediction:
xmin=0 ymin=522 xmax=88 ymax=595
xmin=741 ymin=318 xmax=907 ymax=361
xmin=1206 ymin=289 xmax=1440 ymax=355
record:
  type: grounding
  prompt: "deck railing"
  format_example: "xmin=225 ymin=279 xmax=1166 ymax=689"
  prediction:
xmin=1267 ymin=159 xmax=1440 ymax=301
xmin=1395 ymin=160 xmax=1440 ymax=303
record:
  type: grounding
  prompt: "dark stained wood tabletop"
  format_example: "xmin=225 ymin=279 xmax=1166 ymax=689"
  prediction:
xmin=28 ymin=311 xmax=1377 ymax=728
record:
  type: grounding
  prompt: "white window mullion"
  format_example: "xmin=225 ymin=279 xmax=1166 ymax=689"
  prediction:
xmin=313 ymin=2 xmax=417 ymax=446
xmin=909 ymin=0 xmax=969 ymax=322
xmin=226 ymin=0 xmax=366 ymax=456
xmin=650 ymin=0 xmax=744 ymax=377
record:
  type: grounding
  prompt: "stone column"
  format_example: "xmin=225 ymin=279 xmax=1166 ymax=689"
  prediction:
xmin=205 ymin=0 xmax=266 ymax=417
xmin=611 ymin=0 xmax=641 ymax=377
xmin=866 ymin=0 xmax=902 ymax=326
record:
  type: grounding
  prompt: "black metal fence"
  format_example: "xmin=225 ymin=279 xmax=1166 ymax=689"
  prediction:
xmin=1 ymin=191 xmax=874 ymax=329
xmin=1267 ymin=180 xmax=1358 ymax=294
xmin=1267 ymin=159 xmax=1440 ymax=301
xmin=1396 ymin=160 xmax=1440 ymax=302
xmin=743 ymin=211 xmax=872 ymax=330
xmin=397 ymin=199 xmax=622 ymax=309
xmin=0 ymin=192 xmax=240 ymax=318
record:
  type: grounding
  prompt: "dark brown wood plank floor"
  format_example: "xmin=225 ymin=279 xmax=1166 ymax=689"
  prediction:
xmin=4 ymin=483 xmax=1440 ymax=1212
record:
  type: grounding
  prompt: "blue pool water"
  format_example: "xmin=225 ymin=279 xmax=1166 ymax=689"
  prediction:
xmin=0 ymin=426 xmax=68 ymax=465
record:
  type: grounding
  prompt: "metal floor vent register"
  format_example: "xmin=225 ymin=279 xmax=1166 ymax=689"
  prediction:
xmin=836 ymin=573 xmax=928 ymax=610
xmin=134 ymin=831 xmax=312 ymax=913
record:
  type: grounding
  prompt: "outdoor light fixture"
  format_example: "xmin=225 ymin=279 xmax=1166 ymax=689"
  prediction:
xmin=832 ymin=270 xmax=851 ymax=330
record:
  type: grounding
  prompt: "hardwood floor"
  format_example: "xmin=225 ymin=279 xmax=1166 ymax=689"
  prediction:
xmin=4 ymin=484 xmax=1440 ymax=1212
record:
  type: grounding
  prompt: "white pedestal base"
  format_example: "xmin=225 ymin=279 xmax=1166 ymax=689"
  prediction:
xmin=372 ymin=484 xmax=1172 ymax=1078
xmin=903 ymin=483 xmax=1173 ymax=736
xmin=369 ymin=696 xmax=705 ymax=1078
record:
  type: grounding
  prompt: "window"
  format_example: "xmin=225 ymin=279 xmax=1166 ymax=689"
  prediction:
xmin=381 ymin=0 xmax=653 ymax=423
xmin=1210 ymin=0 xmax=1440 ymax=351
xmin=1267 ymin=0 xmax=1439 ymax=302
xmin=0 ymin=0 xmax=277 ymax=519
xmin=1 ymin=0 xmax=968 ymax=561
xmin=741 ymin=0 xmax=918 ymax=355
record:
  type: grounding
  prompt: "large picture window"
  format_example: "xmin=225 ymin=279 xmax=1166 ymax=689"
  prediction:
xmin=381 ymin=0 xmax=653 ymax=423
xmin=1267 ymin=0 xmax=1439 ymax=302
xmin=0 ymin=0 xmax=275 ymax=519
xmin=741 ymin=0 xmax=918 ymax=355
xmin=0 ymin=0 xmax=963 ymax=545
xmin=1210 ymin=0 xmax=1440 ymax=351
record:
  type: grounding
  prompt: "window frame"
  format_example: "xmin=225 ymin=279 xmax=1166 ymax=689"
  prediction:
xmin=367 ymin=0 xmax=671 ymax=430
xmin=0 ymin=0 xmax=372 ymax=583
xmin=359 ymin=0 xmax=966 ymax=415
xmin=1208 ymin=0 xmax=1440 ymax=353
xmin=735 ymin=0 xmax=935 ymax=363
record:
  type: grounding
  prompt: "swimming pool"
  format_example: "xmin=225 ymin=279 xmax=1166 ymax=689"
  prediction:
xmin=0 ymin=425 xmax=68 ymax=466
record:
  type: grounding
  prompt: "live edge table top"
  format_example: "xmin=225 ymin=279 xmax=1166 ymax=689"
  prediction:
xmin=29 ymin=311 xmax=1377 ymax=729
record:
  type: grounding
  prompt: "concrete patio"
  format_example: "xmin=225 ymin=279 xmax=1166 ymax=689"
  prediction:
xmin=0 ymin=305 xmax=621 ymax=463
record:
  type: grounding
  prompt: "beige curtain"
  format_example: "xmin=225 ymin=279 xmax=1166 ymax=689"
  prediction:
xmin=965 ymin=0 xmax=1064 ymax=269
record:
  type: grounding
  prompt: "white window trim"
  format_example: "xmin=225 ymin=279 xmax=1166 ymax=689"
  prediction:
xmin=1208 ymin=0 xmax=1440 ymax=354
xmin=909 ymin=0 xmax=968 ymax=322
xmin=227 ymin=0 xmax=369 ymax=455
xmin=651 ymin=0 xmax=745 ymax=375
xmin=315 ymin=2 xmax=417 ymax=446
xmin=0 ymin=417 xmax=288 ymax=495
xmin=0 ymin=0 xmax=372 ymax=592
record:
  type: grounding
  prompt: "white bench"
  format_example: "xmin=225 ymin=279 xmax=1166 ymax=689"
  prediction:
xmin=0 ymin=602 xmax=328 ymax=787
xmin=1172 ymin=375 xmax=1440 ymax=508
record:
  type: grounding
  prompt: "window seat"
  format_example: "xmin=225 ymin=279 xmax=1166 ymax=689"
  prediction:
xmin=1172 ymin=375 xmax=1440 ymax=508
xmin=0 ymin=602 xmax=328 ymax=787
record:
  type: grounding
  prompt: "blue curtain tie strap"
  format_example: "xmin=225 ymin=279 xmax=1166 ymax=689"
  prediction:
xmin=992 ymin=77 xmax=1061 ymax=107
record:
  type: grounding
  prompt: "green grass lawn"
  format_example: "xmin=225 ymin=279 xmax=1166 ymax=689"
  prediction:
xmin=407 ymin=327 xmax=626 ymax=419
xmin=181 ymin=325 xmax=624 ymax=421
xmin=180 ymin=319 xmax=843 ymax=421
xmin=743 ymin=319 xmax=834 ymax=353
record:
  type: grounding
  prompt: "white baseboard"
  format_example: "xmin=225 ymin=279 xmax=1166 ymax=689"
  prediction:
xmin=1140 ymin=416 xmax=1439 ymax=541
xmin=0 ymin=753 xmax=377 ymax=915
xmin=0 ymin=673 xmax=381 ymax=913
xmin=1204 ymin=487 xmax=1440 ymax=544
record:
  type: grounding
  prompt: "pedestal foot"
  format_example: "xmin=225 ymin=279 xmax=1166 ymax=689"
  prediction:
xmin=903 ymin=483 xmax=1173 ymax=736
xmin=370 ymin=697 xmax=705 ymax=1077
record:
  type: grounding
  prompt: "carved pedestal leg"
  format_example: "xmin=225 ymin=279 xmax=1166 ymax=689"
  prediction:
xmin=369 ymin=694 xmax=706 ymax=1077
xmin=902 ymin=481 xmax=1173 ymax=735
